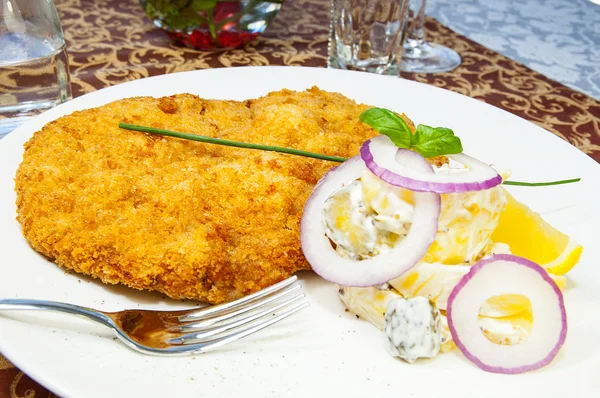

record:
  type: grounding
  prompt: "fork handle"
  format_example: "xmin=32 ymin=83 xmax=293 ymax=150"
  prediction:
xmin=0 ymin=298 xmax=114 ymax=329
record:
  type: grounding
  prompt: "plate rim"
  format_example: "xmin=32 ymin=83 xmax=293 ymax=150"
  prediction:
xmin=1 ymin=65 xmax=599 ymax=397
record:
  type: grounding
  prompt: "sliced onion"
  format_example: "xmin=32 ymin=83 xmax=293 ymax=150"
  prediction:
xmin=447 ymin=254 xmax=567 ymax=374
xmin=300 ymin=156 xmax=440 ymax=287
xmin=360 ymin=135 xmax=502 ymax=193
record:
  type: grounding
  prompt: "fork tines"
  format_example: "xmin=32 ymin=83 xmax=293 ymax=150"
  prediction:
xmin=168 ymin=275 xmax=308 ymax=348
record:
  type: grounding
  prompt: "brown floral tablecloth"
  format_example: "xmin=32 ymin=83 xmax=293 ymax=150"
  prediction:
xmin=1 ymin=0 xmax=599 ymax=396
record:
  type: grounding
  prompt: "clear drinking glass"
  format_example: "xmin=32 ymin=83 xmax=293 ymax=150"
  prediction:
xmin=400 ymin=0 xmax=460 ymax=73
xmin=0 ymin=0 xmax=71 ymax=137
xmin=329 ymin=0 xmax=410 ymax=74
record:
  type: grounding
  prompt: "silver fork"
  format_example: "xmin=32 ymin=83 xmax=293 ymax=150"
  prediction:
xmin=0 ymin=276 xmax=308 ymax=356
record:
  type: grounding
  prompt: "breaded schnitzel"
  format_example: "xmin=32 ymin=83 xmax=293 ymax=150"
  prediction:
xmin=15 ymin=87 xmax=415 ymax=303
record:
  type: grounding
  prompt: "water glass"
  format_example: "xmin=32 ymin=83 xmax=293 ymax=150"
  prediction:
xmin=329 ymin=0 xmax=410 ymax=74
xmin=0 ymin=0 xmax=71 ymax=137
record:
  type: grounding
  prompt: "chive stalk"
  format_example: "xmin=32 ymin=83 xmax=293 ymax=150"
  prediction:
xmin=119 ymin=123 xmax=347 ymax=163
xmin=118 ymin=123 xmax=580 ymax=188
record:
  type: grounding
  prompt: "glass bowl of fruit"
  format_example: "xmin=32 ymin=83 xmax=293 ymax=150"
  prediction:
xmin=140 ymin=0 xmax=284 ymax=50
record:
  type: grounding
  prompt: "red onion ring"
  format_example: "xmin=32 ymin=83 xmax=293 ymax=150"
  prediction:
xmin=360 ymin=135 xmax=503 ymax=193
xmin=447 ymin=254 xmax=567 ymax=374
xmin=300 ymin=155 xmax=440 ymax=287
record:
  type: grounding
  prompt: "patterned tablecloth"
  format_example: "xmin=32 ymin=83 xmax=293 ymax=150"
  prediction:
xmin=428 ymin=0 xmax=600 ymax=100
xmin=1 ymin=0 xmax=599 ymax=396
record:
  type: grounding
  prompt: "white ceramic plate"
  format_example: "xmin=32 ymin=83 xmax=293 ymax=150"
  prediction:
xmin=1 ymin=67 xmax=599 ymax=398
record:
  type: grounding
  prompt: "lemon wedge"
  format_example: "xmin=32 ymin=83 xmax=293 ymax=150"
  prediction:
xmin=491 ymin=189 xmax=583 ymax=275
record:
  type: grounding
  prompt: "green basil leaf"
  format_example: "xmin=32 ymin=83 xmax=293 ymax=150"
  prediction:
xmin=359 ymin=108 xmax=412 ymax=148
xmin=192 ymin=0 xmax=217 ymax=11
xmin=411 ymin=124 xmax=463 ymax=158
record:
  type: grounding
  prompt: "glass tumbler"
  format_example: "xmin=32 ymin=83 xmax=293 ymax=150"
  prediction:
xmin=329 ymin=0 xmax=410 ymax=74
xmin=0 ymin=0 xmax=71 ymax=137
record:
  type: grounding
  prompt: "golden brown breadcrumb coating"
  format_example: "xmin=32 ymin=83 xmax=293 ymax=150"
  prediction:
xmin=15 ymin=87 xmax=417 ymax=303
